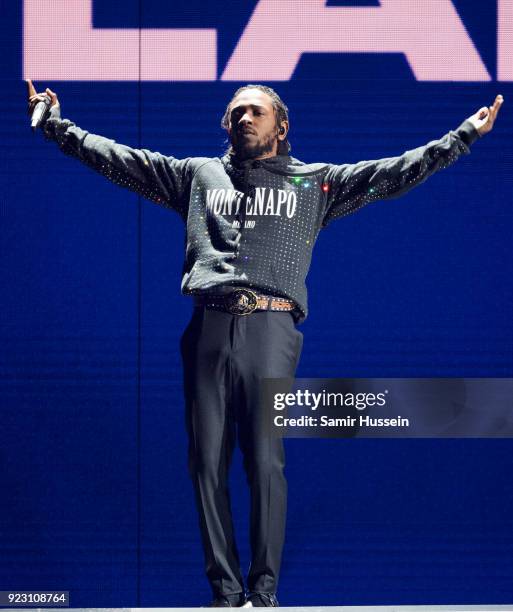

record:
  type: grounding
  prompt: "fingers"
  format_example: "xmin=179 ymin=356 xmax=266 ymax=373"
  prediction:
xmin=27 ymin=86 xmax=59 ymax=117
xmin=26 ymin=80 xmax=57 ymax=118
xmin=27 ymin=93 xmax=46 ymax=106
xmin=27 ymin=92 xmax=50 ymax=116
xmin=476 ymin=106 xmax=489 ymax=120
xmin=27 ymin=93 xmax=44 ymax=115
xmin=484 ymin=94 xmax=504 ymax=131
xmin=45 ymin=87 xmax=59 ymax=106
xmin=26 ymin=79 xmax=37 ymax=114
xmin=492 ymin=94 xmax=504 ymax=110
xmin=26 ymin=79 xmax=36 ymax=98
xmin=489 ymin=94 xmax=503 ymax=121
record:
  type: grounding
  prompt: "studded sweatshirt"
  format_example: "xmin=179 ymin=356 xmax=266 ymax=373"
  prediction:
xmin=42 ymin=106 xmax=480 ymax=322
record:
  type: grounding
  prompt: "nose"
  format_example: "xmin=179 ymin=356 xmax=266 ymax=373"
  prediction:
xmin=239 ymin=112 xmax=252 ymax=127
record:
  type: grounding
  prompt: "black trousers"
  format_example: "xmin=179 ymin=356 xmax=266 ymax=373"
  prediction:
xmin=180 ymin=307 xmax=303 ymax=597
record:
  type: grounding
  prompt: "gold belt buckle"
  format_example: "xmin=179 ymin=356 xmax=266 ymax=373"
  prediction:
xmin=225 ymin=289 xmax=258 ymax=315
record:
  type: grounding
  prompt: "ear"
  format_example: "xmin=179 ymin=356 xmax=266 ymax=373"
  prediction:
xmin=278 ymin=120 xmax=289 ymax=140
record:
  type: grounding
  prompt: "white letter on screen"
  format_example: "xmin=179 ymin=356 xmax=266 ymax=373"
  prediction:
xmin=221 ymin=0 xmax=490 ymax=82
xmin=24 ymin=0 xmax=216 ymax=81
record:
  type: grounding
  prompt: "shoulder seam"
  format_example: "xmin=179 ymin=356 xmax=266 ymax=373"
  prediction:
xmin=189 ymin=157 xmax=220 ymax=181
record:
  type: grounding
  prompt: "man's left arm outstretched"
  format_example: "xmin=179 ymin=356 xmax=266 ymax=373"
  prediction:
xmin=321 ymin=95 xmax=504 ymax=228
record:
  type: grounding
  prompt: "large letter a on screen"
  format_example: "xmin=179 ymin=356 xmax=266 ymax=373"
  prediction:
xmin=221 ymin=0 xmax=490 ymax=81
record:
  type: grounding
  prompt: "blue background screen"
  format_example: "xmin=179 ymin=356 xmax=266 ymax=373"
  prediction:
xmin=1 ymin=0 xmax=512 ymax=606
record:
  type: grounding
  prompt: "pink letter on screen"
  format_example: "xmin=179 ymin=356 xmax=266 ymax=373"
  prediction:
xmin=221 ymin=0 xmax=490 ymax=81
xmin=23 ymin=0 xmax=216 ymax=80
xmin=498 ymin=0 xmax=513 ymax=80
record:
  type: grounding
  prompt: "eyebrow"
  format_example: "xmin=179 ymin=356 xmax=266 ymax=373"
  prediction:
xmin=230 ymin=104 xmax=267 ymax=114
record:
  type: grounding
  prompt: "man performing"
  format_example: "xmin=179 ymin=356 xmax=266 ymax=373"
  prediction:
xmin=28 ymin=81 xmax=503 ymax=607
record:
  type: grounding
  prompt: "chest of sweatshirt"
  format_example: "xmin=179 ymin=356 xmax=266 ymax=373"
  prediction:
xmin=184 ymin=158 xmax=329 ymax=266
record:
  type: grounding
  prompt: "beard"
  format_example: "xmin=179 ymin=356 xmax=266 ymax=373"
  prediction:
xmin=231 ymin=129 xmax=278 ymax=160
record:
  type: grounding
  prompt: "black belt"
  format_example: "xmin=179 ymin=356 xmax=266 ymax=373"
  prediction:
xmin=194 ymin=288 xmax=296 ymax=316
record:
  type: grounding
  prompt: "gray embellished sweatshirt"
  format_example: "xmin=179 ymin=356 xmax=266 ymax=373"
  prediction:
xmin=42 ymin=106 xmax=480 ymax=322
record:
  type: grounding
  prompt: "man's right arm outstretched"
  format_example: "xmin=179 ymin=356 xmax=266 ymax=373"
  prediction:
xmin=28 ymin=82 xmax=191 ymax=218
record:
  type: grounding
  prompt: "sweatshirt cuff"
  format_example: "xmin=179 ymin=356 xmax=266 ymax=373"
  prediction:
xmin=454 ymin=119 xmax=480 ymax=147
xmin=48 ymin=104 xmax=62 ymax=121
xmin=42 ymin=104 xmax=62 ymax=132
xmin=43 ymin=105 xmax=72 ymax=142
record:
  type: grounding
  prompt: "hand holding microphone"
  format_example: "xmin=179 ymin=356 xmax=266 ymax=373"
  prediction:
xmin=26 ymin=79 xmax=60 ymax=131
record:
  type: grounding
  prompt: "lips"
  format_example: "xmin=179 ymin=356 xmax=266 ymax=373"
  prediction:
xmin=239 ymin=129 xmax=255 ymax=136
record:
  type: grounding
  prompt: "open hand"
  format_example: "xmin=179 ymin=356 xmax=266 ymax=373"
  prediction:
xmin=467 ymin=94 xmax=504 ymax=136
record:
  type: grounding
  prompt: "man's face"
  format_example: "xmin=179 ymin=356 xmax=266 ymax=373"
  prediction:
xmin=228 ymin=89 xmax=281 ymax=160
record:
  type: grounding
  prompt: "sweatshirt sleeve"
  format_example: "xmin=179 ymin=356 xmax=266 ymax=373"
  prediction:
xmin=42 ymin=106 xmax=191 ymax=218
xmin=321 ymin=119 xmax=480 ymax=228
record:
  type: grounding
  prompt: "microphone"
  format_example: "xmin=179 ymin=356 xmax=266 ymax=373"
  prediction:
xmin=30 ymin=94 xmax=51 ymax=132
